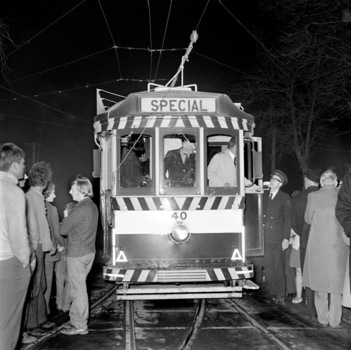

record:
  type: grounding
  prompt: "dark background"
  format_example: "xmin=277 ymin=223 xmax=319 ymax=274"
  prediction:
xmin=1 ymin=0 xmax=350 ymax=212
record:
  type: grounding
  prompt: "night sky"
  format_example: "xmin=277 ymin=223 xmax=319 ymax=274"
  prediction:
xmin=1 ymin=1 xmax=349 ymax=207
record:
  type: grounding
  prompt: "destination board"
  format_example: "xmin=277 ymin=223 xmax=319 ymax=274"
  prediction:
xmin=141 ymin=98 xmax=216 ymax=113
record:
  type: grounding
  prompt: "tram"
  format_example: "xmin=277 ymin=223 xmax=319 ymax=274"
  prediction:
xmin=92 ymin=33 xmax=264 ymax=300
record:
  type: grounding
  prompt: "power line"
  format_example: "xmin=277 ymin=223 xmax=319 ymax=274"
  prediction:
xmin=0 ymin=84 xmax=91 ymax=125
xmin=98 ymin=0 xmax=122 ymax=78
xmin=7 ymin=0 xmax=88 ymax=57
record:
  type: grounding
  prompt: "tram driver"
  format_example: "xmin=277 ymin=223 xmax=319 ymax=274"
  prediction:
xmin=164 ymin=136 xmax=196 ymax=187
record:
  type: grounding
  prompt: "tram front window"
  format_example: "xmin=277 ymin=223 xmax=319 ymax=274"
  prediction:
xmin=163 ymin=134 xmax=196 ymax=188
xmin=120 ymin=134 xmax=151 ymax=188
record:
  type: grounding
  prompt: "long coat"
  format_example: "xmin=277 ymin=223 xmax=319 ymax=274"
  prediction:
xmin=303 ymin=185 xmax=348 ymax=294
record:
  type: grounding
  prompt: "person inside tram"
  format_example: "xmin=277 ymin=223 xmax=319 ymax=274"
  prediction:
xmin=207 ymin=136 xmax=260 ymax=191
xmin=164 ymin=136 xmax=196 ymax=187
xmin=120 ymin=135 xmax=149 ymax=188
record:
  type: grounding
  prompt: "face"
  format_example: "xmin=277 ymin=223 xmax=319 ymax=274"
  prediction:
xmin=69 ymin=183 xmax=81 ymax=201
xmin=14 ymin=158 xmax=26 ymax=179
xmin=182 ymin=141 xmax=195 ymax=156
xmin=270 ymin=175 xmax=283 ymax=191
xmin=46 ymin=189 xmax=56 ymax=203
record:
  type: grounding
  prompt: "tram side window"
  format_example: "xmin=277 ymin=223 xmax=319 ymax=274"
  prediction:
xmin=163 ymin=134 xmax=196 ymax=188
xmin=119 ymin=134 xmax=151 ymax=188
xmin=207 ymin=134 xmax=238 ymax=190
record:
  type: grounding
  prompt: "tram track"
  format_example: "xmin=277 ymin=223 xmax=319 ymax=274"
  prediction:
xmin=21 ymin=284 xmax=118 ymax=350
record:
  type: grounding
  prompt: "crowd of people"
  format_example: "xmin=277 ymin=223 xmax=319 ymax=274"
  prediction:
xmin=0 ymin=143 xmax=98 ymax=349
xmin=262 ymin=166 xmax=351 ymax=329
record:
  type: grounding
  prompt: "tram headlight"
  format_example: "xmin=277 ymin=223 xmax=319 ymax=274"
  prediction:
xmin=169 ymin=223 xmax=191 ymax=245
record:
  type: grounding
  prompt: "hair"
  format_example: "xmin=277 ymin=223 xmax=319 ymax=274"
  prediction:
xmin=228 ymin=136 xmax=237 ymax=149
xmin=28 ymin=161 xmax=53 ymax=187
xmin=73 ymin=175 xmax=93 ymax=197
xmin=320 ymin=169 xmax=337 ymax=187
xmin=43 ymin=182 xmax=55 ymax=199
xmin=0 ymin=143 xmax=25 ymax=171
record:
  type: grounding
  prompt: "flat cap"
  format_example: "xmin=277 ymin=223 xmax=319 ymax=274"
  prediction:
xmin=271 ymin=169 xmax=288 ymax=185
xmin=304 ymin=168 xmax=322 ymax=183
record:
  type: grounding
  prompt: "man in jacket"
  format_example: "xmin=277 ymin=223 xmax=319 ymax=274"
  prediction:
xmin=263 ymin=169 xmax=291 ymax=304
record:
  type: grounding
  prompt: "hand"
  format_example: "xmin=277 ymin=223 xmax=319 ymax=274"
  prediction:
xmin=30 ymin=258 xmax=36 ymax=273
xmin=282 ymin=239 xmax=289 ymax=251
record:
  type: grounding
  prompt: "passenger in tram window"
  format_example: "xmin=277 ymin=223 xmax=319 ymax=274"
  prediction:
xmin=208 ymin=136 xmax=238 ymax=188
xmin=60 ymin=175 xmax=99 ymax=336
xmin=0 ymin=143 xmax=34 ymax=348
xmin=164 ymin=136 xmax=196 ymax=187
xmin=120 ymin=135 xmax=145 ymax=188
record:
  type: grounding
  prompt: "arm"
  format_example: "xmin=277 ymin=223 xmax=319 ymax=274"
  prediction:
xmin=336 ymin=173 xmax=351 ymax=237
xmin=282 ymin=194 xmax=291 ymax=249
xmin=8 ymin=189 xmax=31 ymax=267
xmin=60 ymin=207 xmax=81 ymax=237
xmin=207 ymin=155 xmax=222 ymax=187
xmin=51 ymin=205 xmax=64 ymax=246
xmin=25 ymin=194 xmax=40 ymax=251
xmin=304 ymin=193 xmax=314 ymax=225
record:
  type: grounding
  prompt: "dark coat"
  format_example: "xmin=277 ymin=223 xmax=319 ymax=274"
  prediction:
xmin=336 ymin=172 xmax=351 ymax=290
xmin=291 ymin=186 xmax=319 ymax=248
xmin=263 ymin=190 xmax=291 ymax=244
xmin=164 ymin=148 xmax=195 ymax=187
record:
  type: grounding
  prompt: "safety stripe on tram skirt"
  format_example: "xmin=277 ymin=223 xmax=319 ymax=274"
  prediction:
xmin=94 ymin=115 xmax=254 ymax=134
xmin=116 ymin=195 xmax=244 ymax=211
xmin=103 ymin=266 xmax=254 ymax=282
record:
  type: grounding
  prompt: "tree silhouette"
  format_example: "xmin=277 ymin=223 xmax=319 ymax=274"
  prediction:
xmin=232 ymin=0 xmax=351 ymax=173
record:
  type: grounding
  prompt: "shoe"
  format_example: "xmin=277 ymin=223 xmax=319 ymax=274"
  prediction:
xmin=330 ymin=324 xmax=342 ymax=329
xmin=273 ymin=296 xmax=285 ymax=304
xmin=292 ymin=297 xmax=303 ymax=304
xmin=61 ymin=326 xmax=89 ymax=335
xmin=27 ymin=327 xmax=46 ymax=337
xmin=22 ymin=332 xmax=37 ymax=344
xmin=41 ymin=321 xmax=55 ymax=329
xmin=62 ymin=321 xmax=73 ymax=329
xmin=317 ymin=321 xmax=328 ymax=328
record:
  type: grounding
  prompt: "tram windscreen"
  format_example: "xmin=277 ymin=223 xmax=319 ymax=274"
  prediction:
xmin=163 ymin=133 xmax=197 ymax=188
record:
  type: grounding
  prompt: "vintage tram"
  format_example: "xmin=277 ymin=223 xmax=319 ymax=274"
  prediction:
xmin=92 ymin=82 xmax=264 ymax=300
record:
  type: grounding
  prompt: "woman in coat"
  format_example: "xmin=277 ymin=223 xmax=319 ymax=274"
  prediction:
xmin=302 ymin=170 xmax=348 ymax=328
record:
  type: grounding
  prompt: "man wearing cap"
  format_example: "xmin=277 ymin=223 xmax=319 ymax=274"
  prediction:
xmin=290 ymin=168 xmax=321 ymax=317
xmin=263 ymin=169 xmax=291 ymax=304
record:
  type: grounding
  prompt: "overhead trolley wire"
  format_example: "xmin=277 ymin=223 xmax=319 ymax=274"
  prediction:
xmin=153 ymin=0 xmax=173 ymax=81
xmin=146 ymin=0 xmax=153 ymax=81
xmin=0 ymin=84 xmax=92 ymax=125
xmin=98 ymin=0 xmax=122 ymax=78
xmin=7 ymin=0 xmax=88 ymax=57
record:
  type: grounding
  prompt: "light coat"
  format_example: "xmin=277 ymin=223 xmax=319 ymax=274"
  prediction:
xmin=303 ymin=185 xmax=348 ymax=294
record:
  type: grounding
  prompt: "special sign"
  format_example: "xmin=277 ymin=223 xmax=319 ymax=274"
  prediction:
xmin=141 ymin=98 xmax=216 ymax=113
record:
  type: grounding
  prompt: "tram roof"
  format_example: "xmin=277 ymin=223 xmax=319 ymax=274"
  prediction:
xmin=94 ymin=89 xmax=255 ymax=124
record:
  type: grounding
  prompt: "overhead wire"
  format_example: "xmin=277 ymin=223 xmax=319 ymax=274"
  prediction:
xmin=0 ymin=84 xmax=92 ymax=125
xmin=153 ymin=0 xmax=173 ymax=81
xmin=1 ymin=112 xmax=92 ymax=132
xmin=147 ymin=0 xmax=153 ymax=81
xmin=98 ymin=0 xmax=122 ymax=78
xmin=7 ymin=0 xmax=87 ymax=57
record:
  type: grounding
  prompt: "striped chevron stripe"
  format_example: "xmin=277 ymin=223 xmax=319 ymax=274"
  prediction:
xmin=94 ymin=115 xmax=254 ymax=134
xmin=103 ymin=266 xmax=254 ymax=282
xmin=116 ymin=195 xmax=244 ymax=211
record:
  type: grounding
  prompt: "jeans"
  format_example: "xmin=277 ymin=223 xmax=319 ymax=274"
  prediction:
xmin=67 ymin=253 xmax=95 ymax=330
xmin=55 ymin=255 xmax=71 ymax=311
xmin=0 ymin=257 xmax=31 ymax=350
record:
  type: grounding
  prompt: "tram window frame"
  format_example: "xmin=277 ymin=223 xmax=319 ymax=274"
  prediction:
xmin=116 ymin=129 xmax=154 ymax=195
xmin=160 ymin=128 xmax=200 ymax=195
xmin=206 ymin=131 xmax=240 ymax=195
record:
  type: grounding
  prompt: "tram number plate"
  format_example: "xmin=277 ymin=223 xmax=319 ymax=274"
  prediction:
xmin=172 ymin=212 xmax=187 ymax=220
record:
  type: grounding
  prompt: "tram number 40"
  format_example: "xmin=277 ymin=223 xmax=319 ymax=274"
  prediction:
xmin=172 ymin=212 xmax=187 ymax=220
